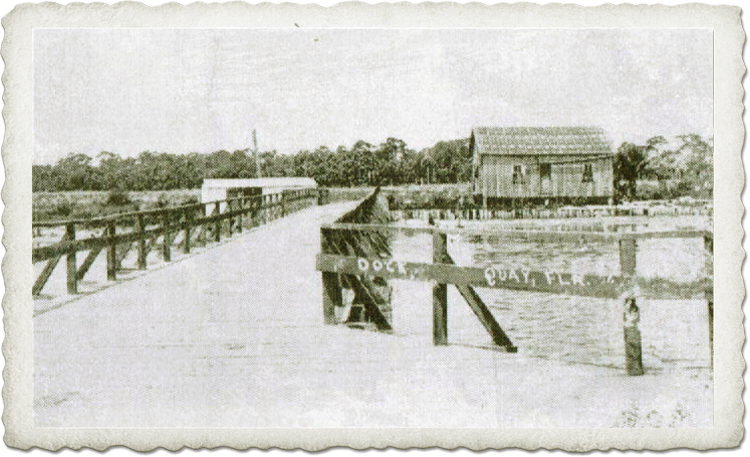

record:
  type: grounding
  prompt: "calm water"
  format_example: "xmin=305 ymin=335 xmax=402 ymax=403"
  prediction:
xmin=390 ymin=217 xmax=712 ymax=372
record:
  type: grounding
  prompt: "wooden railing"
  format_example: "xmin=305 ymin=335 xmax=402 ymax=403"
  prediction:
xmin=33 ymin=187 xmax=330 ymax=297
xmin=317 ymin=213 xmax=714 ymax=374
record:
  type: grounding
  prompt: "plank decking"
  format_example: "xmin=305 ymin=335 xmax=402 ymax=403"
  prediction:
xmin=33 ymin=202 xmax=713 ymax=428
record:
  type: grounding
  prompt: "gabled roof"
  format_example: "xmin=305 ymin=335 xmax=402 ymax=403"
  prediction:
xmin=471 ymin=126 xmax=613 ymax=156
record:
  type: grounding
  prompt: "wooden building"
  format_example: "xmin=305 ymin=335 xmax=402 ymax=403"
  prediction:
xmin=470 ymin=126 xmax=614 ymax=208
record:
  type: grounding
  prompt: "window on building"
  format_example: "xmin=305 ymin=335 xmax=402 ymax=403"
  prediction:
xmin=512 ymin=165 xmax=527 ymax=184
xmin=582 ymin=163 xmax=594 ymax=183
xmin=540 ymin=163 xmax=552 ymax=179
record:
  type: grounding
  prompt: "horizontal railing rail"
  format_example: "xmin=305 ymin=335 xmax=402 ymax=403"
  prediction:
xmin=33 ymin=188 xmax=329 ymax=229
xmin=320 ymin=222 xmax=712 ymax=242
xmin=32 ymin=187 xmax=330 ymax=297
xmin=316 ymin=253 xmax=712 ymax=301
xmin=317 ymin=208 xmax=714 ymax=375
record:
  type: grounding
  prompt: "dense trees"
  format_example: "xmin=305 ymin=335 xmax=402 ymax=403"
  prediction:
xmin=613 ymin=141 xmax=651 ymax=203
xmin=33 ymin=137 xmax=471 ymax=192
xmin=33 ymin=133 xmax=713 ymax=202
xmin=614 ymin=134 xmax=713 ymax=201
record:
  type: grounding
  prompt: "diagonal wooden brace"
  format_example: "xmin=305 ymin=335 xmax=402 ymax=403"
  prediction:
xmin=442 ymin=248 xmax=517 ymax=352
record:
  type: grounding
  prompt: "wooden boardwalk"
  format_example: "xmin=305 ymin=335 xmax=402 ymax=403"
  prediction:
xmin=34 ymin=201 xmax=712 ymax=428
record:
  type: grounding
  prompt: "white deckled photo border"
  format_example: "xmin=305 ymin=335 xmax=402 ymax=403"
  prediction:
xmin=1 ymin=1 xmax=745 ymax=451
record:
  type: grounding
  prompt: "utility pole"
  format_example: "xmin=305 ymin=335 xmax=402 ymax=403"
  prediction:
xmin=253 ymin=129 xmax=262 ymax=179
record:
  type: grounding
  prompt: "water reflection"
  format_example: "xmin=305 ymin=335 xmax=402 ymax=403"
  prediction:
xmin=391 ymin=216 xmax=712 ymax=371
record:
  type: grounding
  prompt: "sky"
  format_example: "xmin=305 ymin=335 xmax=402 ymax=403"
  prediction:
xmin=33 ymin=28 xmax=713 ymax=164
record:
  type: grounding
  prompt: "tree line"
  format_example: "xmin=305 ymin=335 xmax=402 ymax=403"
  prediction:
xmin=32 ymin=137 xmax=471 ymax=192
xmin=614 ymin=133 xmax=713 ymax=201
xmin=33 ymin=133 xmax=713 ymax=201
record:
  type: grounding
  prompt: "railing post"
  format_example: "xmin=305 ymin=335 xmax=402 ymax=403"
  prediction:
xmin=432 ymin=231 xmax=448 ymax=346
xmin=262 ymin=195 xmax=267 ymax=222
xmin=184 ymin=209 xmax=192 ymax=254
xmin=137 ymin=214 xmax=147 ymax=269
xmin=317 ymin=188 xmax=325 ymax=205
xmin=228 ymin=200 xmax=235 ymax=237
xmin=619 ymin=238 xmax=643 ymax=376
xmin=704 ymin=234 xmax=714 ymax=369
xmin=268 ymin=194 xmax=271 ymax=224
xmin=281 ymin=191 xmax=287 ymax=218
xmin=107 ymin=222 xmax=117 ymax=280
xmin=162 ymin=211 xmax=171 ymax=262
xmin=321 ymin=228 xmax=342 ymax=325
xmin=215 ymin=203 xmax=222 ymax=242
xmin=197 ymin=204 xmax=206 ymax=245
xmin=65 ymin=223 xmax=77 ymax=294
xmin=237 ymin=198 xmax=244 ymax=233
xmin=249 ymin=197 xmax=256 ymax=227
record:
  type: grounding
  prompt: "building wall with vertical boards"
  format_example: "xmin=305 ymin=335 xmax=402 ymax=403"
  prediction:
xmin=470 ymin=126 xmax=615 ymax=202
xmin=478 ymin=155 xmax=614 ymax=198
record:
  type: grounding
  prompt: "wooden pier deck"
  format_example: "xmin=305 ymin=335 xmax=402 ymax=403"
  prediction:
xmin=34 ymin=201 xmax=712 ymax=428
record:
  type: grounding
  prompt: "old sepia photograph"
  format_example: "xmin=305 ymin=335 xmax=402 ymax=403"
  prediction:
xmin=2 ymin=1 xmax=744 ymax=451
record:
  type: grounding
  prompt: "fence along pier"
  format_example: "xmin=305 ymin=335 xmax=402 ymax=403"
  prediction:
xmin=320 ymin=188 xmax=395 ymax=332
xmin=317 ymin=190 xmax=714 ymax=375
xmin=33 ymin=188 xmax=329 ymax=298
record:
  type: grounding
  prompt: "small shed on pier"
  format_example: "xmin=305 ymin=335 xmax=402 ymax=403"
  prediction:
xmin=470 ymin=126 xmax=615 ymax=207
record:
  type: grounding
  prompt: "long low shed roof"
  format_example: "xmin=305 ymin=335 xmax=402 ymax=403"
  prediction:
xmin=472 ymin=126 xmax=614 ymax=156
xmin=202 ymin=178 xmax=317 ymax=188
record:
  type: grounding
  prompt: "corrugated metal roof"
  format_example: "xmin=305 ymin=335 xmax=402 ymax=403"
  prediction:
xmin=472 ymin=126 xmax=613 ymax=156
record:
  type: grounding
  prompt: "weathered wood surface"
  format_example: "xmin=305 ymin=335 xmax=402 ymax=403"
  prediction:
xmin=32 ymin=188 xmax=327 ymax=229
xmin=33 ymin=188 xmax=325 ymax=297
xmin=33 ymin=192 xmax=321 ymax=258
xmin=321 ymin=232 xmax=342 ymax=326
xmin=106 ymin=222 xmax=117 ymax=280
xmin=619 ymin=238 xmax=644 ymax=376
xmin=65 ymin=224 xmax=77 ymax=294
xmin=32 ymin=255 xmax=63 ymax=297
xmin=321 ymin=222 xmax=711 ymax=242
xmin=432 ymin=232 xmax=448 ymax=345
xmin=316 ymin=253 xmax=712 ymax=300
xmin=322 ymin=188 xmax=394 ymax=331
xmin=477 ymin=153 xmax=613 ymax=199
xmin=76 ymin=247 xmax=103 ymax=281
xmin=441 ymin=251 xmax=516 ymax=352
xmin=704 ymin=234 xmax=714 ymax=368
xmin=33 ymin=201 xmax=713 ymax=428
xmin=32 ymin=230 xmax=71 ymax=296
